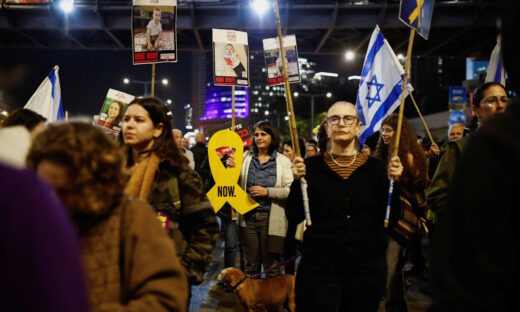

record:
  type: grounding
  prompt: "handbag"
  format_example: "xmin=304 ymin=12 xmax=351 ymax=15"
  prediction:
xmin=389 ymin=188 xmax=427 ymax=246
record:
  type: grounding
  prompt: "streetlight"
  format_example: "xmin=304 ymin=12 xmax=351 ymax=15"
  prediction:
xmin=251 ymin=0 xmax=269 ymax=16
xmin=59 ymin=0 xmax=74 ymax=13
xmin=345 ymin=51 xmax=354 ymax=61
xmin=167 ymin=99 xmax=172 ymax=104
xmin=122 ymin=77 xmax=169 ymax=95
xmin=293 ymin=92 xmax=332 ymax=130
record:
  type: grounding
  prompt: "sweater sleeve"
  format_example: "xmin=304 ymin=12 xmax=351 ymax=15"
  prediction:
xmin=101 ymin=199 xmax=189 ymax=312
xmin=268 ymin=156 xmax=294 ymax=200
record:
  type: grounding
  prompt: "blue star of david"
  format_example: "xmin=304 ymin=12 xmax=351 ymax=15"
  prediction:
xmin=365 ymin=75 xmax=384 ymax=108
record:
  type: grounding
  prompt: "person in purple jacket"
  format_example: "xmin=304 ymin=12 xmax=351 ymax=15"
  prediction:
xmin=0 ymin=163 xmax=89 ymax=312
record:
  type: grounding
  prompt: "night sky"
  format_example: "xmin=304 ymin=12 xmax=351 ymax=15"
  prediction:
xmin=0 ymin=49 xmax=193 ymax=129
xmin=0 ymin=48 xmax=362 ymax=129
xmin=0 ymin=48 xmax=462 ymax=129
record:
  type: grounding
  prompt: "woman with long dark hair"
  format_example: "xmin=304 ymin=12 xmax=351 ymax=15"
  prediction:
xmin=237 ymin=120 xmax=293 ymax=276
xmin=121 ymin=97 xmax=219 ymax=288
xmin=374 ymin=114 xmax=429 ymax=312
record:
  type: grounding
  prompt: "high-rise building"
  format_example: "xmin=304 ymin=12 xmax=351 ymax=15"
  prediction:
xmin=190 ymin=51 xmax=317 ymax=134
xmin=191 ymin=52 xmax=250 ymax=133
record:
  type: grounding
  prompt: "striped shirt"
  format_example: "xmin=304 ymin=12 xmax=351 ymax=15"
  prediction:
xmin=324 ymin=152 xmax=369 ymax=179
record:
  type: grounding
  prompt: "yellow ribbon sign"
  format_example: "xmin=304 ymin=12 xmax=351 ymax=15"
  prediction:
xmin=206 ymin=129 xmax=258 ymax=214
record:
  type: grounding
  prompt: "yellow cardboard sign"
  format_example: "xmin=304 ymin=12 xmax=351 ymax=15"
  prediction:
xmin=206 ymin=129 xmax=258 ymax=214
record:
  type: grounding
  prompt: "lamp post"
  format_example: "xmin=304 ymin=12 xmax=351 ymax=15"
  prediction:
xmin=123 ymin=77 xmax=169 ymax=96
xmin=293 ymin=91 xmax=332 ymax=130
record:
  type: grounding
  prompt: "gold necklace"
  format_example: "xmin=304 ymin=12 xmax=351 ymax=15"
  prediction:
xmin=329 ymin=151 xmax=357 ymax=168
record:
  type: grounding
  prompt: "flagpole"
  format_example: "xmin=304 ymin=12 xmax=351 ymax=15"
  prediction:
xmin=231 ymin=85 xmax=236 ymax=129
xmin=384 ymin=28 xmax=415 ymax=228
xmin=273 ymin=0 xmax=311 ymax=226
xmin=151 ymin=64 xmax=156 ymax=96
xmin=231 ymin=84 xmax=236 ymax=221
xmin=410 ymin=92 xmax=435 ymax=146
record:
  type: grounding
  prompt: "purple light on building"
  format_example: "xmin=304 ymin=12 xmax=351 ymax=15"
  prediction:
xmin=201 ymin=85 xmax=249 ymax=121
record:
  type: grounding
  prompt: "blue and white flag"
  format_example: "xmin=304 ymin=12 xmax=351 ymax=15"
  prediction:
xmin=24 ymin=65 xmax=64 ymax=122
xmin=356 ymin=25 xmax=413 ymax=145
xmin=485 ymin=35 xmax=505 ymax=86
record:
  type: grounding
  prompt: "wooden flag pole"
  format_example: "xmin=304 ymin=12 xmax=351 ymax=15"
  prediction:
xmin=273 ymin=0 xmax=299 ymax=157
xmin=151 ymin=64 xmax=156 ymax=96
xmin=393 ymin=28 xmax=415 ymax=158
xmin=384 ymin=28 xmax=415 ymax=228
xmin=231 ymin=84 xmax=236 ymax=220
xmin=231 ymin=85 xmax=236 ymax=129
xmin=273 ymin=0 xmax=311 ymax=226
xmin=410 ymin=92 xmax=435 ymax=146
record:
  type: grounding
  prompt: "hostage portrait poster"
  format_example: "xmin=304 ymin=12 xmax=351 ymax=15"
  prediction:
xmin=132 ymin=0 xmax=177 ymax=64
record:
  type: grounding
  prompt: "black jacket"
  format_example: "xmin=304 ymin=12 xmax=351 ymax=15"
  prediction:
xmin=430 ymin=100 xmax=520 ymax=311
xmin=191 ymin=142 xmax=208 ymax=175
xmin=287 ymin=155 xmax=400 ymax=262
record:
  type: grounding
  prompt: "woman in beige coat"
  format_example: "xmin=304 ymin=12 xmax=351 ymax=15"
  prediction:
xmin=27 ymin=122 xmax=188 ymax=312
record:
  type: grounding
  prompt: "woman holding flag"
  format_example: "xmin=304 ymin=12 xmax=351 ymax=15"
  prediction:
xmin=374 ymin=114 xmax=429 ymax=311
xmin=288 ymin=102 xmax=403 ymax=311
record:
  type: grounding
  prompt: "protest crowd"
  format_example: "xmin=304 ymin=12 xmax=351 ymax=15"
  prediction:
xmin=1 ymin=1 xmax=519 ymax=312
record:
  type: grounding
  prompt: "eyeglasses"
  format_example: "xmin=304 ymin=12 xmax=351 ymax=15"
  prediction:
xmin=327 ymin=115 xmax=358 ymax=126
xmin=481 ymin=96 xmax=508 ymax=107
xmin=381 ymin=127 xmax=395 ymax=134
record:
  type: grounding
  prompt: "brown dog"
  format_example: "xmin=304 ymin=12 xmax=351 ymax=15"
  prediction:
xmin=217 ymin=267 xmax=296 ymax=312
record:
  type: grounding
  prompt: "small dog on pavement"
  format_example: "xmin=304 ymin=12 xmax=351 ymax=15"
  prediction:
xmin=217 ymin=267 xmax=296 ymax=312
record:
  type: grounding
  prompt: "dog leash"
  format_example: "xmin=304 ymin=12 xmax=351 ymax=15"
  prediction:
xmin=249 ymin=251 xmax=302 ymax=279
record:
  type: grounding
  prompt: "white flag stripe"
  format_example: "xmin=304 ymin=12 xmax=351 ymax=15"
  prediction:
xmin=485 ymin=35 xmax=505 ymax=85
xmin=24 ymin=66 xmax=63 ymax=122
xmin=356 ymin=26 xmax=413 ymax=144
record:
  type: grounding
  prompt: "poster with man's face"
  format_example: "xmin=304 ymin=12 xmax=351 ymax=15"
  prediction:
xmin=212 ymin=29 xmax=249 ymax=87
xmin=97 ymin=89 xmax=135 ymax=133
xmin=132 ymin=0 xmax=177 ymax=64
xmin=263 ymin=35 xmax=300 ymax=86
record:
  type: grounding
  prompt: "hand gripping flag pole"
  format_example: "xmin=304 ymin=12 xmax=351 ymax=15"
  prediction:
xmin=273 ymin=0 xmax=311 ymax=226
xmin=384 ymin=28 xmax=415 ymax=228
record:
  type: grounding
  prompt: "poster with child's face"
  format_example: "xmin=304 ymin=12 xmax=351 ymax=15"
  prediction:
xmin=132 ymin=0 xmax=177 ymax=64
xmin=212 ymin=29 xmax=249 ymax=87
xmin=263 ymin=35 xmax=300 ymax=86
xmin=97 ymin=89 xmax=135 ymax=133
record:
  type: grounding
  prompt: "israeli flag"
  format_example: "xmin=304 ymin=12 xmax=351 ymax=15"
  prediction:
xmin=485 ymin=35 xmax=505 ymax=86
xmin=356 ymin=25 xmax=413 ymax=144
xmin=24 ymin=65 xmax=64 ymax=122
